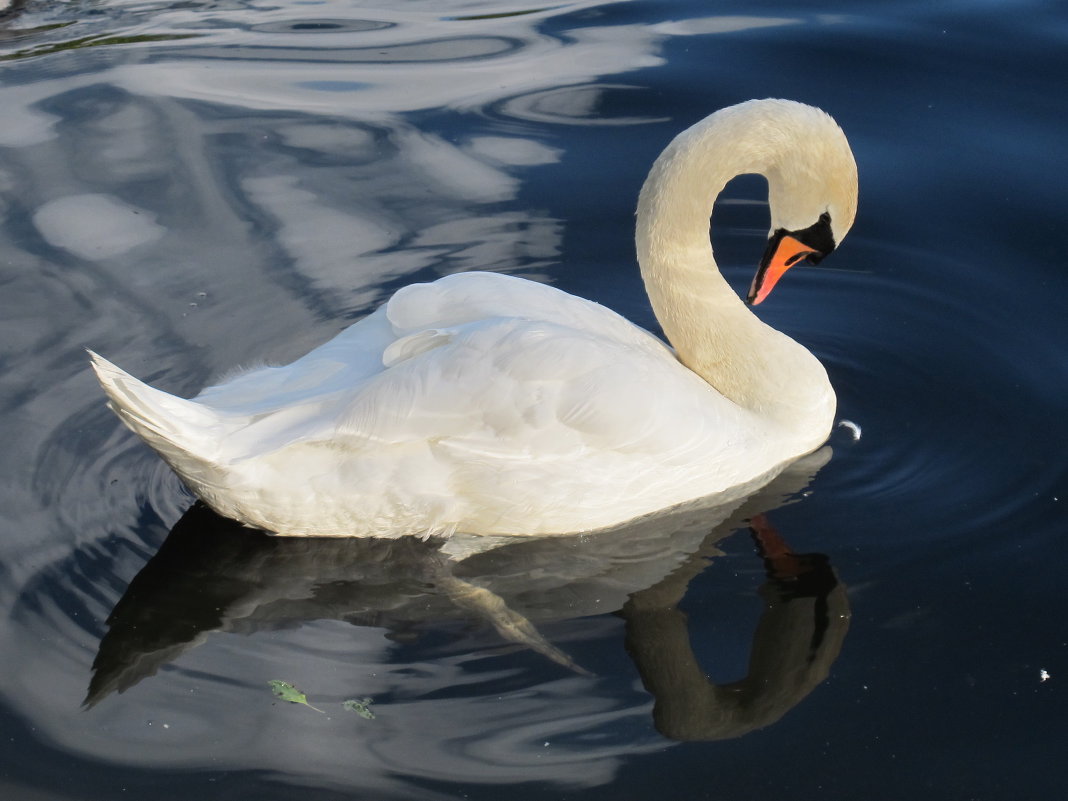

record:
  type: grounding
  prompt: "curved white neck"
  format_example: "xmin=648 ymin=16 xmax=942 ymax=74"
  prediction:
xmin=635 ymin=107 xmax=835 ymax=446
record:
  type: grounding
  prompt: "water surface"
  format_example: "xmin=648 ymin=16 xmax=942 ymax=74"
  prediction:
xmin=1 ymin=1 xmax=1065 ymax=799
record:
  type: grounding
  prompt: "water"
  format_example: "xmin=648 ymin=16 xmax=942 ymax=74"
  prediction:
xmin=1 ymin=1 xmax=1065 ymax=798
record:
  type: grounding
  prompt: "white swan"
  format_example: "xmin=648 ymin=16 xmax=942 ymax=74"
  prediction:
xmin=89 ymin=99 xmax=858 ymax=538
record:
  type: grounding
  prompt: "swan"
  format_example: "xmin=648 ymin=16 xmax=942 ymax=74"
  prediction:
xmin=89 ymin=99 xmax=858 ymax=538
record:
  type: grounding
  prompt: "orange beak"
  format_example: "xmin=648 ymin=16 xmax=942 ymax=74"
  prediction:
xmin=747 ymin=234 xmax=819 ymax=306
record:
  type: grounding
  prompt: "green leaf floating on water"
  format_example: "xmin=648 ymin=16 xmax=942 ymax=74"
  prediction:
xmin=268 ymin=680 xmax=324 ymax=713
xmin=343 ymin=697 xmax=375 ymax=719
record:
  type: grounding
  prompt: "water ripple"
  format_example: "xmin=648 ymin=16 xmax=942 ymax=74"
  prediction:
xmin=778 ymin=240 xmax=1067 ymax=534
xmin=249 ymin=18 xmax=394 ymax=35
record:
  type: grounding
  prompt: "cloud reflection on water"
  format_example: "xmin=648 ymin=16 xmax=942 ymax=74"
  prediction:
xmin=0 ymin=1 xmax=845 ymax=796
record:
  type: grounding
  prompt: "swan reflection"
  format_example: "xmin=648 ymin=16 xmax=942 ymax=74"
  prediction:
xmin=87 ymin=451 xmax=848 ymax=741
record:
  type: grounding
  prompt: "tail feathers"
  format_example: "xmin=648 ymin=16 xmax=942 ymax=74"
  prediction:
xmin=87 ymin=350 xmax=228 ymax=475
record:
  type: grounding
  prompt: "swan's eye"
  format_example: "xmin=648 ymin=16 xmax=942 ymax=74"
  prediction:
xmin=790 ymin=212 xmax=836 ymax=259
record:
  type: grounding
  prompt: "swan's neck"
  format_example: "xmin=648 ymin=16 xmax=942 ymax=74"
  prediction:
xmin=636 ymin=111 xmax=834 ymax=446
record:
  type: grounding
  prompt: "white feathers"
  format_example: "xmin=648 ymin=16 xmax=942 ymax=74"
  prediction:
xmin=89 ymin=100 xmax=859 ymax=538
xmin=382 ymin=328 xmax=455 ymax=368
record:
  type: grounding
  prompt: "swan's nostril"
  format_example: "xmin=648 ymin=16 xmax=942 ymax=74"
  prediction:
xmin=785 ymin=251 xmax=816 ymax=268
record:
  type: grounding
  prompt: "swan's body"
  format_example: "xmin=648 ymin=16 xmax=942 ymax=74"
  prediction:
xmin=90 ymin=99 xmax=858 ymax=538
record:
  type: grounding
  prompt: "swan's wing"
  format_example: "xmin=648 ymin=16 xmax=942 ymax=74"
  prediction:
xmin=301 ymin=272 xmax=723 ymax=454
xmin=360 ymin=271 xmax=746 ymax=455
xmin=321 ymin=313 xmax=758 ymax=532
xmin=384 ymin=271 xmax=671 ymax=357
xmin=196 ymin=272 xmax=663 ymax=414
xmin=193 ymin=307 xmax=396 ymax=414
xmin=205 ymin=271 xmax=754 ymax=479
xmin=199 ymin=270 xmax=672 ymax=429
xmin=335 ymin=316 xmax=715 ymax=452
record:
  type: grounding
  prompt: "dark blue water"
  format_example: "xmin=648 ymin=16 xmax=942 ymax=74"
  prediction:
xmin=1 ymin=1 xmax=1065 ymax=799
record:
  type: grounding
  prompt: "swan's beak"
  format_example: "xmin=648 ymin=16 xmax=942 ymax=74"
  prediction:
xmin=747 ymin=234 xmax=820 ymax=306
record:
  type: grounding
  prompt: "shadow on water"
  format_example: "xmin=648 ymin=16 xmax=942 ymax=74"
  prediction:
xmin=86 ymin=448 xmax=849 ymax=742
xmin=4 ymin=0 xmax=1061 ymax=794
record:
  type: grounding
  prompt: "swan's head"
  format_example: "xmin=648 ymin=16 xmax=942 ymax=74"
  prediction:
xmin=745 ymin=101 xmax=859 ymax=305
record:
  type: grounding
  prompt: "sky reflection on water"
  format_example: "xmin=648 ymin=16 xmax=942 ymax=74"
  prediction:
xmin=0 ymin=1 xmax=1065 ymax=800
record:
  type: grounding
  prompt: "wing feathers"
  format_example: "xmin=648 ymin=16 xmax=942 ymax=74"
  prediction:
xmin=89 ymin=272 xmax=753 ymax=536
